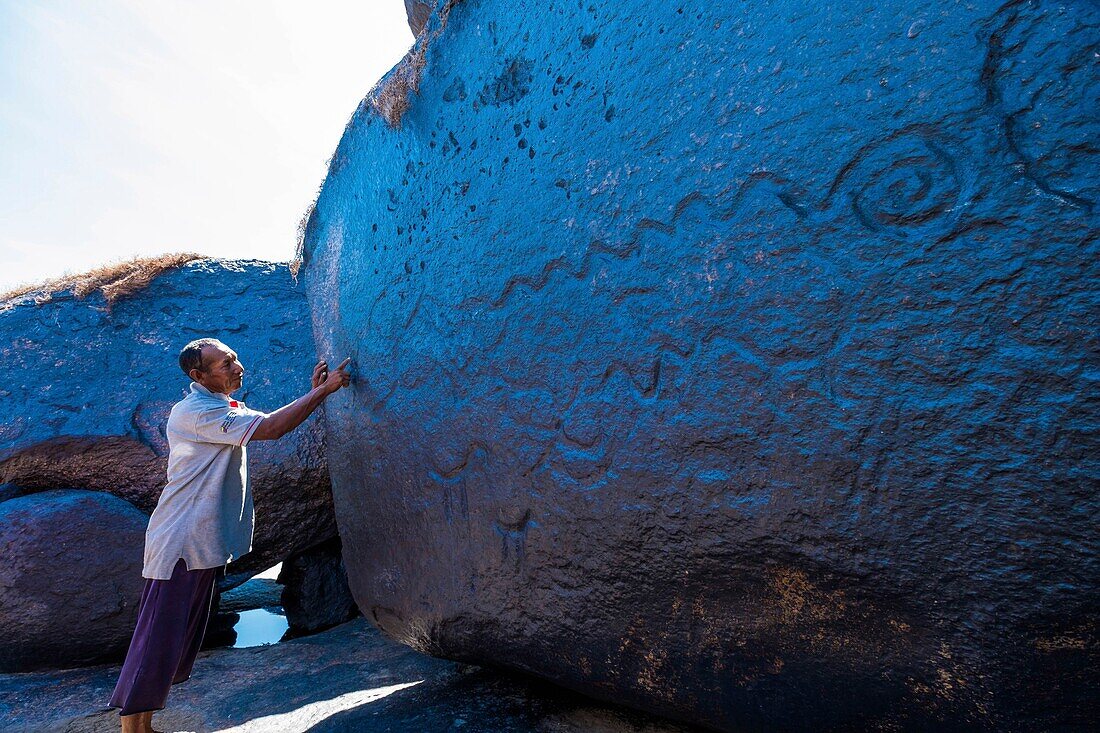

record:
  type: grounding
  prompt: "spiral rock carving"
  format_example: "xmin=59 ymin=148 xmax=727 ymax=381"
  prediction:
xmin=826 ymin=126 xmax=965 ymax=236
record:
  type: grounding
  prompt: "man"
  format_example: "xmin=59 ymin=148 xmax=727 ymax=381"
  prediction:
xmin=108 ymin=338 xmax=351 ymax=733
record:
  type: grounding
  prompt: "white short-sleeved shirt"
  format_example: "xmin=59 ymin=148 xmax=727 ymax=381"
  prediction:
xmin=142 ymin=382 xmax=268 ymax=579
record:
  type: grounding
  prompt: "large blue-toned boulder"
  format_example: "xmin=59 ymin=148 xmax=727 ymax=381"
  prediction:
xmin=0 ymin=259 xmax=335 ymax=581
xmin=303 ymin=0 xmax=1098 ymax=729
xmin=0 ymin=490 xmax=147 ymax=672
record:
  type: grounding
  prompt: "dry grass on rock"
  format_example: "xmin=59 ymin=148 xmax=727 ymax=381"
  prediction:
xmin=1 ymin=252 xmax=205 ymax=309
xmin=369 ymin=0 xmax=463 ymax=128
xmin=290 ymin=201 xmax=316 ymax=280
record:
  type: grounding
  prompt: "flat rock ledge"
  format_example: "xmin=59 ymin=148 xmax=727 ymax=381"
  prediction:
xmin=0 ymin=619 xmax=700 ymax=733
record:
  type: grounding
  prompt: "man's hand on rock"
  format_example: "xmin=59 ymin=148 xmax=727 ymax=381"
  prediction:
xmin=254 ymin=357 xmax=353 ymax=442
xmin=312 ymin=354 xmax=349 ymax=391
xmin=311 ymin=360 xmax=328 ymax=390
xmin=319 ymin=357 xmax=352 ymax=395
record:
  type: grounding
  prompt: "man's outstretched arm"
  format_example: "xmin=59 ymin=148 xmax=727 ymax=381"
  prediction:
xmin=250 ymin=357 xmax=351 ymax=441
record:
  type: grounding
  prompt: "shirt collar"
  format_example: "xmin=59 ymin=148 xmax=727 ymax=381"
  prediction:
xmin=190 ymin=381 xmax=230 ymax=403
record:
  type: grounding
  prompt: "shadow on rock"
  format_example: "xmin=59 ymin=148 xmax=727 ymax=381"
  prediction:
xmin=308 ymin=664 xmax=705 ymax=732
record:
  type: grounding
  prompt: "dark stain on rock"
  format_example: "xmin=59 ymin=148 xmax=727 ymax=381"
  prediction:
xmin=442 ymin=77 xmax=467 ymax=103
xmin=476 ymin=57 xmax=534 ymax=108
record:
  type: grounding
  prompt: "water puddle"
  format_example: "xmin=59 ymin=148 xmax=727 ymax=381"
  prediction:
xmin=232 ymin=607 xmax=289 ymax=648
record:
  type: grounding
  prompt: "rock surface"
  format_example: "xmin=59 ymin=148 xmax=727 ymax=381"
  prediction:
xmin=0 ymin=259 xmax=335 ymax=581
xmin=301 ymin=0 xmax=1099 ymax=730
xmin=0 ymin=618 xmax=699 ymax=733
xmin=218 ymin=577 xmax=283 ymax=614
xmin=278 ymin=537 xmax=361 ymax=635
xmin=0 ymin=483 xmax=22 ymax=503
xmin=404 ymin=0 xmax=432 ymax=36
xmin=0 ymin=490 xmax=147 ymax=673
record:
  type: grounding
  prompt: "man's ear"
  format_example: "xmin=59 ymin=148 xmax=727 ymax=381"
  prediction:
xmin=188 ymin=368 xmax=205 ymax=383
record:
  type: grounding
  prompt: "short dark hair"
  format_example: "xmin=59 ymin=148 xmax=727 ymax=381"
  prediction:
xmin=179 ymin=338 xmax=223 ymax=376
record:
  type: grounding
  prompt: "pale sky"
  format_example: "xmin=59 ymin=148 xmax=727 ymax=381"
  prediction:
xmin=0 ymin=1 xmax=413 ymax=292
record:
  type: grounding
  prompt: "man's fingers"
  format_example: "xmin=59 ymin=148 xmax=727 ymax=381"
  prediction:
xmin=336 ymin=357 xmax=352 ymax=372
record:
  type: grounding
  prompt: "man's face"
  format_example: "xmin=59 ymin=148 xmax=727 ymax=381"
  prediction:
xmin=192 ymin=342 xmax=245 ymax=395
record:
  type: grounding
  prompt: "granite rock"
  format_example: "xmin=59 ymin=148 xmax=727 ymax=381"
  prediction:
xmin=0 ymin=618 xmax=699 ymax=733
xmin=0 ymin=259 xmax=335 ymax=582
xmin=279 ymin=536 xmax=360 ymax=635
xmin=218 ymin=576 xmax=284 ymax=613
xmin=404 ymin=0 xmax=432 ymax=36
xmin=301 ymin=0 xmax=1099 ymax=729
xmin=0 ymin=490 xmax=147 ymax=672
xmin=0 ymin=483 xmax=23 ymax=504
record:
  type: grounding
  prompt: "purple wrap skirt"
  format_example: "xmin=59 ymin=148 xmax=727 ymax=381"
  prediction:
xmin=108 ymin=557 xmax=220 ymax=716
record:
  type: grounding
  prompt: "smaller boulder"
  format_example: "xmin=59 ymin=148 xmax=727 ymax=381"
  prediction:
xmin=218 ymin=576 xmax=282 ymax=613
xmin=0 ymin=490 xmax=146 ymax=672
xmin=278 ymin=537 xmax=359 ymax=635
